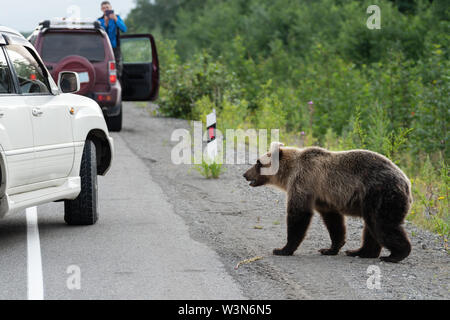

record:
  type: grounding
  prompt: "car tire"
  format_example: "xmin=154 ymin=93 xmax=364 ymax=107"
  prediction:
xmin=106 ymin=104 xmax=123 ymax=132
xmin=64 ymin=140 xmax=98 ymax=226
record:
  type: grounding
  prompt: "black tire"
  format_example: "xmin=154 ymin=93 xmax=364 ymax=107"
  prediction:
xmin=64 ymin=140 xmax=98 ymax=225
xmin=106 ymin=104 xmax=123 ymax=132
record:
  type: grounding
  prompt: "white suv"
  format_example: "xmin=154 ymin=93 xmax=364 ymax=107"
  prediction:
xmin=0 ymin=26 xmax=113 ymax=225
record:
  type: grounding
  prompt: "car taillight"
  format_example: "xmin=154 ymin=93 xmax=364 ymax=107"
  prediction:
xmin=109 ymin=60 xmax=117 ymax=84
xmin=97 ymin=94 xmax=112 ymax=102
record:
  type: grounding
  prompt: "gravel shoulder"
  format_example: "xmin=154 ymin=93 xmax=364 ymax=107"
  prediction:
xmin=121 ymin=102 xmax=449 ymax=300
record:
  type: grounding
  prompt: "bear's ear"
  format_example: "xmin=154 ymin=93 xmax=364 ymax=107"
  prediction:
xmin=259 ymin=153 xmax=271 ymax=165
xmin=260 ymin=142 xmax=284 ymax=166
xmin=269 ymin=142 xmax=284 ymax=154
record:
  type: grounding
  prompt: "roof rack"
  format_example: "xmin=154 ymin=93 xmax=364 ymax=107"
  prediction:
xmin=39 ymin=18 xmax=101 ymax=30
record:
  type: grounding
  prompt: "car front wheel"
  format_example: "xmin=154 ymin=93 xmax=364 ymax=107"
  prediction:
xmin=64 ymin=140 xmax=98 ymax=225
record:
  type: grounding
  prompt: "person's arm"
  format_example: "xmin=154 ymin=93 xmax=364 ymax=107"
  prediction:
xmin=115 ymin=15 xmax=127 ymax=33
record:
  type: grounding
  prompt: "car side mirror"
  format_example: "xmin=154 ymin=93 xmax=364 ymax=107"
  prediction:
xmin=58 ymin=71 xmax=80 ymax=94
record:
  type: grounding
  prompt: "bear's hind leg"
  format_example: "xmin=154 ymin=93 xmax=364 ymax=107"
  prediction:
xmin=378 ymin=224 xmax=411 ymax=263
xmin=319 ymin=211 xmax=346 ymax=255
xmin=369 ymin=189 xmax=411 ymax=263
xmin=345 ymin=225 xmax=381 ymax=258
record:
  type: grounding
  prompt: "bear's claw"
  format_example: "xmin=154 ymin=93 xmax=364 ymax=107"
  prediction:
xmin=345 ymin=249 xmax=360 ymax=257
xmin=345 ymin=249 xmax=380 ymax=258
xmin=273 ymin=248 xmax=293 ymax=256
xmin=380 ymin=256 xmax=400 ymax=263
xmin=319 ymin=248 xmax=339 ymax=255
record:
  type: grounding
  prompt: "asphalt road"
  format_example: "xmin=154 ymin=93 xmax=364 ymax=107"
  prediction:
xmin=0 ymin=102 xmax=448 ymax=300
xmin=0 ymin=111 xmax=243 ymax=299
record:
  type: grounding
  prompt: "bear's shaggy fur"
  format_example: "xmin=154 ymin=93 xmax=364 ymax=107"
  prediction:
xmin=243 ymin=142 xmax=412 ymax=263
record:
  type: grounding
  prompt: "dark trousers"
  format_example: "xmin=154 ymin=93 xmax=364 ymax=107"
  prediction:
xmin=113 ymin=47 xmax=123 ymax=79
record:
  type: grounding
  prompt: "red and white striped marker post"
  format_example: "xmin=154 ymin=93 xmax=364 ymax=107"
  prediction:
xmin=206 ymin=109 xmax=217 ymax=162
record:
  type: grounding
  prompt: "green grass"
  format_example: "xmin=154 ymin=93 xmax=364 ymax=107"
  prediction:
xmin=194 ymin=159 xmax=224 ymax=179
xmin=407 ymin=160 xmax=449 ymax=250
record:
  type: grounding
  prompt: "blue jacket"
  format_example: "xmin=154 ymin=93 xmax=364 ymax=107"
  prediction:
xmin=98 ymin=15 xmax=127 ymax=48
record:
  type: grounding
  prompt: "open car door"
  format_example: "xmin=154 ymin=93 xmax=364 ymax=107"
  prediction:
xmin=120 ymin=34 xmax=159 ymax=101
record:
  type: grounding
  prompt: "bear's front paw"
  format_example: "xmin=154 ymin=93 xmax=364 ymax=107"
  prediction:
xmin=273 ymin=248 xmax=293 ymax=256
xmin=319 ymin=248 xmax=339 ymax=256
xmin=380 ymin=256 xmax=400 ymax=263
xmin=345 ymin=249 xmax=361 ymax=257
xmin=346 ymin=249 xmax=380 ymax=258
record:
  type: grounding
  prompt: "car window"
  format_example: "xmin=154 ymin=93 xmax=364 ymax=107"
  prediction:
xmin=6 ymin=45 xmax=51 ymax=94
xmin=42 ymin=33 xmax=105 ymax=63
xmin=0 ymin=48 xmax=14 ymax=94
xmin=121 ymin=37 xmax=152 ymax=63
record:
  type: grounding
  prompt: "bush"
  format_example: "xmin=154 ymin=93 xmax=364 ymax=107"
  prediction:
xmin=127 ymin=0 xmax=449 ymax=238
xmin=158 ymin=50 xmax=242 ymax=119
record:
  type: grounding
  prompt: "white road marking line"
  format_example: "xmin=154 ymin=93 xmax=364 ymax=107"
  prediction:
xmin=26 ymin=207 xmax=44 ymax=300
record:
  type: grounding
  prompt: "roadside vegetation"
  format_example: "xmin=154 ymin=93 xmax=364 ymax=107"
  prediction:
xmin=126 ymin=0 xmax=449 ymax=244
xmin=194 ymin=159 xmax=223 ymax=179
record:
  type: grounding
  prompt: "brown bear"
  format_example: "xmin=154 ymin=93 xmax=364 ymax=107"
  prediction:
xmin=243 ymin=142 xmax=412 ymax=263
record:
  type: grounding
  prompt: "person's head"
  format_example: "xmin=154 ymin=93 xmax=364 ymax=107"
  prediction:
xmin=101 ymin=1 xmax=112 ymax=13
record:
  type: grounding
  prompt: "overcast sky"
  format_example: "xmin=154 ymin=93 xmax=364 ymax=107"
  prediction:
xmin=0 ymin=0 xmax=136 ymax=32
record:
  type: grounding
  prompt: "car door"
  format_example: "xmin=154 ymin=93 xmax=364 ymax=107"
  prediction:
xmin=5 ymin=44 xmax=75 ymax=185
xmin=0 ymin=46 xmax=35 ymax=190
xmin=120 ymin=34 xmax=159 ymax=101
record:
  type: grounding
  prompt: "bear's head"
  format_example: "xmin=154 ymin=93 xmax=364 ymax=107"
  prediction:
xmin=243 ymin=142 xmax=284 ymax=187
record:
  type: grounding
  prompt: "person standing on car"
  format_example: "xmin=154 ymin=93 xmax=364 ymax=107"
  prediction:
xmin=98 ymin=1 xmax=127 ymax=78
